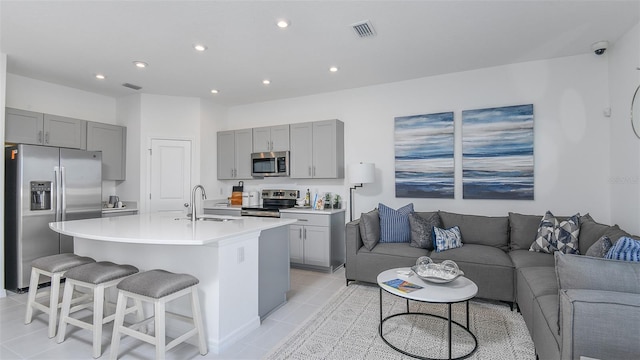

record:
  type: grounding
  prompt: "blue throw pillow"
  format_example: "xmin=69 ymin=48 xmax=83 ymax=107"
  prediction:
xmin=605 ymin=236 xmax=640 ymax=262
xmin=378 ymin=203 xmax=414 ymax=243
xmin=433 ymin=225 xmax=463 ymax=252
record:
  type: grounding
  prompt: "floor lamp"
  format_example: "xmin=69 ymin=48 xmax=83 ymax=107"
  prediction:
xmin=349 ymin=162 xmax=375 ymax=222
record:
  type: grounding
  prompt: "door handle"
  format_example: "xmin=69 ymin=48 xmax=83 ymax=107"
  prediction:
xmin=267 ymin=140 xmax=270 ymax=150
xmin=303 ymin=228 xmax=307 ymax=239
xmin=60 ymin=166 xmax=66 ymax=221
xmin=308 ymin=166 xmax=311 ymax=176
xmin=299 ymin=228 xmax=302 ymax=239
xmin=312 ymin=166 xmax=316 ymax=176
xmin=54 ymin=166 xmax=61 ymax=221
xmin=45 ymin=132 xmax=49 ymax=144
xmin=38 ymin=131 xmax=43 ymax=144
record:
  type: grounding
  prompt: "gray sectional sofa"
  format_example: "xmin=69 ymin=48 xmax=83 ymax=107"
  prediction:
xmin=345 ymin=210 xmax=640 ymax=360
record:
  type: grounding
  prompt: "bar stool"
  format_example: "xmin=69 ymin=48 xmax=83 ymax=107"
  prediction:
xmin=57 ymin=261 xmax=141 ymax=359
xmin=109 ymin=269 xmax=207 ymax=360
xmin=25 ymin=253 xmax=96 ymax=338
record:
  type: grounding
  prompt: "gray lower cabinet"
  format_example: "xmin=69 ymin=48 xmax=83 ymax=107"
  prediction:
xmin=281 ymin=210 xmax=345 ymax=272
xmin=86 ymin=122 xmax=126 ymax=180
xmin=5 ymin=107 xmax=87 ymax=149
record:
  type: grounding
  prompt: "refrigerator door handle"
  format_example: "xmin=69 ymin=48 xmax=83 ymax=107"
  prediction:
xmin=54 ymin=166 xmax=61 ymax=222
xmin=60 ymin=166 xmax=67 ymax=221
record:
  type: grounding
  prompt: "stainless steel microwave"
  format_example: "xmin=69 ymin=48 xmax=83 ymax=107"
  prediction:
xmin=251 ymin=151 xmax=289 ymax=177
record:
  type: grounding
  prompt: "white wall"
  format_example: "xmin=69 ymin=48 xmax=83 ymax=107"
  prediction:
xmin=135 ymin=94 xmax=202 ymax=212
xmin=608 ymin=23 xmax=640 ymax=234
xmin=224 ymin=54 xmax=612 ymax=222
xmin=1 ymin=53 xmax=7 ymax=297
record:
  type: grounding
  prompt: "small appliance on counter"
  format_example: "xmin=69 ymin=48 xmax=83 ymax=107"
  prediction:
xmin=240 ymin=189 xmax=297 ymax=217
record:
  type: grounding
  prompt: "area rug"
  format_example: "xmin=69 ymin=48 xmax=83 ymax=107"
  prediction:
xmin=266 ymin=284 xmax=535 ymax=360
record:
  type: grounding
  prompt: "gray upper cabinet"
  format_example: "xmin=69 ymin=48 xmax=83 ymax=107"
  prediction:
xmin=6 ymin=108 xmax=87 ymax=149
xmin=290 ymin=119 xmax=344 ymax=179
xmin=86 ymin=122 xmax=127 ymax=180
xmin=5 ymin=108 xmax=44 ymax=145
xmin=43 ymin=114 xmax=87 ymax=149
xmin=217 ymin=129 xmax=253 ymax=180
xmin=252 ymin=125 xmax=290 ymax=152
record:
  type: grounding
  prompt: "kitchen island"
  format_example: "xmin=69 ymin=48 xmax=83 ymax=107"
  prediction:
xmin=49 ymin=213 xmax=296 ymax=353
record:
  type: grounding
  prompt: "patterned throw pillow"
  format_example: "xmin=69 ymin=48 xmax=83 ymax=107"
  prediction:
xmin=379 ymin=203 xmax=414 ymax=243
xmin=605 ymin=236 xmax=640 ymax=262
xmin=408 ymin=212 xmax=442 ymax=250
xmin=530 ymin=211 xmax=581 ymax=254
xmin=432 ymin=226 xmax=463 ymax=252
xmin=585 ymin=236 xmax=613 ymax=258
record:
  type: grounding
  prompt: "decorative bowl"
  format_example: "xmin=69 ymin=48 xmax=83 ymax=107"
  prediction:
xmin=410 ymin=265 xmax=465 ymax=284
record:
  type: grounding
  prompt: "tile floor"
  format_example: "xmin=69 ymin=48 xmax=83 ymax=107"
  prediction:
xmin=0 ymin=267 xmax=347 ymax=359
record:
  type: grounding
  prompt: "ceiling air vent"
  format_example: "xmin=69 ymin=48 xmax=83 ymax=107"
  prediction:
xmin=351 ymin=20 xmax=376 ymax=38
xmin=122 ymin=83 xmax=142 ymax=90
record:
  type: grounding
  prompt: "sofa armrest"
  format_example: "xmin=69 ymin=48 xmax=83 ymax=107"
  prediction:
xmin=560 ymin=289 xmax=640 ymax=360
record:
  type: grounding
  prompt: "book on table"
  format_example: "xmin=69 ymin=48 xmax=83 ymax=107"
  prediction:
xmin=383 ymin=278 xmax=423 ymax=293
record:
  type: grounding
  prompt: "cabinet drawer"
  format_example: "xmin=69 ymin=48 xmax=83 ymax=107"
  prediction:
xmin=281 ymin=212 xmax=330 ymax=227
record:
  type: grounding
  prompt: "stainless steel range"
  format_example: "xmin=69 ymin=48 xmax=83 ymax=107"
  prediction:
xmin=241 ymin=189 xmax=299 ymax=218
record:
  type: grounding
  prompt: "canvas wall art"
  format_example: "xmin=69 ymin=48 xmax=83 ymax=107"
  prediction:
xmin=395 ymin=112 xmax=454 ymax=198
xmin=462 ymin=104 xmax=534 ymax=200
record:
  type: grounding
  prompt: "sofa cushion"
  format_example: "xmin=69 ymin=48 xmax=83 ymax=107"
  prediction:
xmin=369 ymin=242 xmax=429 ymax=258
xmin=585 ymin=236 xmax=612 ymax=258
xmin=430 ymin=243 xmax=513 ymax=268
xmin=519 ymin=266 xmax=558 ymax=299
xmin=509 ymin=249 xmax=555 ymax=269
xmin=438 ymin=211 xmax=509 ymax=250
xmin=534 ymin=294 xmax=561 ymax=349
xmin=578 ymin=214 xmax=610 ymax=254
xmin=433 ymin=225 xmax=462 ymax=252
xmin=530 ymin=211 xmax=581 ymax=254
xmin=359 ymin=209 xmax=380 ymax=250
xmin=508 ymin=212 xmax=541 ymax=251
xmin=379 ymin=203 xmax=413 ymax=243
xmin=605 ymin=236 xmax=640 ymax=262
xmin=555 ymin=252 xmax=640 ymax=294
xmin=408 ymin=212 xmax=441 ymax=250
xmin=601 ymin=224 xmax=640 ymax=244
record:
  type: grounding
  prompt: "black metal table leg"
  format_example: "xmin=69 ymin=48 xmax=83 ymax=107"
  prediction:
xmin=448 ymin=304 xmax=452 ymax=360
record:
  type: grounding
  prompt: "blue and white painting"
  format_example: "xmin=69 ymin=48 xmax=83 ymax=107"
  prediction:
xmin=462 ymin=104 xmax=534 ymax=200
xmin=395 ymin=112 xmax=454 ymax=198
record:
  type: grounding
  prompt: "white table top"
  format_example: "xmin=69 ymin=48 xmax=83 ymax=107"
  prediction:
xmin=377 ymin=267 xmax=478 ymax=303
xmin=49 ymin=212 xmax=296 ymax=246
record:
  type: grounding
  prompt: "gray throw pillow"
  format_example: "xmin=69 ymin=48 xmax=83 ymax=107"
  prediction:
xmin=408 ymin=212 xmax=441 ymax=250
xmin=359 ymin=209 xmax=380 ymax=250
xmin=578 ymin=214 xmax=610 ymax=254
xmin=585 ymin=235 xmax=613 ymax=258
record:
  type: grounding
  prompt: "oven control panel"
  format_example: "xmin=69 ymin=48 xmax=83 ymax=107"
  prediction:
xmin=262 ymin=189 xmax=299 ymax=200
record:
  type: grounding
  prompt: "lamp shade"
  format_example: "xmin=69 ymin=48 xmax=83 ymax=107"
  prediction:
xmin=349 ymin=163 xmax=375 ymax=184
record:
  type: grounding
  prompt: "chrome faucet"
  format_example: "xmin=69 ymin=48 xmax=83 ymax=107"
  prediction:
xmin=191 ymin=185 xmax=207 ymax=221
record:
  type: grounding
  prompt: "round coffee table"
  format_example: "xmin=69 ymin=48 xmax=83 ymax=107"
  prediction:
xmin=377 ymin=267 xmax=479 ymax=360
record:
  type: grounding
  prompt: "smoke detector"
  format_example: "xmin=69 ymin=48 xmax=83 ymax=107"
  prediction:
xmin=351 ymin=20 xmax=376 ymax=38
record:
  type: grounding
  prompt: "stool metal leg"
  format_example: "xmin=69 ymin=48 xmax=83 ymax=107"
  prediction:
xmin=190 ymin=286 xmax=208 ymax=355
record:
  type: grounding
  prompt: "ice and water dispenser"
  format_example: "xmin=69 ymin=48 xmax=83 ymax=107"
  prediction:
xmin=30 ymin=181 xmax=52 ymax=210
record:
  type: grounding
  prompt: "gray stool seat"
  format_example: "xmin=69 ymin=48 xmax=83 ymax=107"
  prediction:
xmin=32 ymin=253 xmax=95 ymax=273
xmin=117 ymin=269 xmax=199 ymax=299
xmin=65 ymin=261 xmax=138 ymax=284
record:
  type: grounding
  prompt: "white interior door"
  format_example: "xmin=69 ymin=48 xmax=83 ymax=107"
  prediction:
xmin=149 ymin=139 xmax=191 ymax=213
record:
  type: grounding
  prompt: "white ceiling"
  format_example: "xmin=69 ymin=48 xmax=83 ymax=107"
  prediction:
xmin=1 ymin=1 xmax=638 ymax=106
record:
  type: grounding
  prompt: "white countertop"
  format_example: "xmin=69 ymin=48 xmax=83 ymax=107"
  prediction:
xmin=49 ymin=213 xmax=296 ymax=246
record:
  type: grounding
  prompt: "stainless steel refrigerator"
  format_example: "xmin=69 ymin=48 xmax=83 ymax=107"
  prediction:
xmin=4 ymin=144 xmax=102 ymax=291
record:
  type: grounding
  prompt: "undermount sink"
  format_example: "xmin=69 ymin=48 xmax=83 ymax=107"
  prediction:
xmin=174 ymin=215 xmax=240 ymax=222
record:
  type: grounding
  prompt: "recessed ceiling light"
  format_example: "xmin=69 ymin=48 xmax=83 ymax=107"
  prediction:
xmin=210 ymin=89 xmax=219 ymax=94
xmin=133 ymin=61 xmax=148 ymax=68
xmin=95 ymin=74 xmax=106 ymax=80
xmin=329 ymin=66 xmax=338 ymax=72
xmin=263 ymin=79 xmax=271 ymax=85
xmin=276 ymin=19 xmax=289 ymax=28
xmin=194 ymin=44 xmax=207 ymax=52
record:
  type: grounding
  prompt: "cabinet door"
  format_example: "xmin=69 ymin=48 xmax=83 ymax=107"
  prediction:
xmin=5 ymin=108 xmax=44 ymax=145
xmin=289 ymin=122 xmax=313 ymax=178
xmin=234 ymin=129 xmax=253 ymax=179
xmin=303 ymin=225 xmax=330 ymax=267
xmin=217 ymin=131 xmax=235 ymax=179
xmin=312 ymin=120 xmax=337 ymax=178
xmin=43 ymin=114 xmax=86 ymax=149
xmin=252 ymin=127 xmax=271 ymax=152
xmin=270 ymin=125 xmax=290 ymax=151
xmin=86 ymin=122 xmax=126 ymax=180
xmin=289 ymin=225 xmax=304 ymax=264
